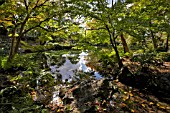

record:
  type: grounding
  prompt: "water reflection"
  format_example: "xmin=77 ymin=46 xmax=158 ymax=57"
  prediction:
xmin=35 ymin=51 xmax=102 ymax=105
xmin=57 ymin=51 xmax=102 ymax=81
xmin=57 ymin=56 xmax=78 ymax=81
xmin=36 ymin=51 xmax=102 ymax=91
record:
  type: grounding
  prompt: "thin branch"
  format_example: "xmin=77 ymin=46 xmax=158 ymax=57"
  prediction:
xmin=57 ymin=26 xmax=69 ymax=31
xmin=24 ymin=0 xmax=28 ymax=11
xmin=39 ymin=26 xmax=50 ymax=32
xmin=85 ymin=27 xmax=106 ymax=31
xmin=105 ymin=24 xmax=115 ymax=48
xmin=23 ymin=25 xmax=40 ymax=34
xmin=32 ymin=0 xmax=49 ymax=11
xmin=23 ymin=17 xmax=51 ymax=34
xmin=31 ymin=0 xmax=40 ymax=11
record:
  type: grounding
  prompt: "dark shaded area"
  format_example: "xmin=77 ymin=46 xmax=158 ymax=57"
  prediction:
xmin=23 ymin=44 xmax=73 ymax=53
xmin=0 ymin=27 xmax=7 ymax=36
xmin=118 ymin=66 xmax=170 ymax=104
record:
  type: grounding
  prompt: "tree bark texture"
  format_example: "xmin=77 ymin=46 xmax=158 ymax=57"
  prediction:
xmin=120 ymin=33 xmax=129 ymax=53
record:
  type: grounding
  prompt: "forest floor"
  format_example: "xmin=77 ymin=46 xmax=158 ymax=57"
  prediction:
xmin=48 ymin=61 xmax=170 ymax=113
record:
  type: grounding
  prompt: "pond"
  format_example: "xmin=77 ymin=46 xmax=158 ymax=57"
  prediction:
xmin=38 ymin=51 xmax=102 ymax=83
xmin=34 ymin=50 xmax=103 ymax=104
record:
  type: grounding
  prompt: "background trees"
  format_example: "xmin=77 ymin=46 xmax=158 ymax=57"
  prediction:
xmin=0 ymin=0 xmax=75 ymax=61
xmin=1 ymin=0 xmax=169 ymax=62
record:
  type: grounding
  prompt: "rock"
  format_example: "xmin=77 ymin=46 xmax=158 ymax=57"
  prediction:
xmin=156 ymin=74 xmax=170 ymax=93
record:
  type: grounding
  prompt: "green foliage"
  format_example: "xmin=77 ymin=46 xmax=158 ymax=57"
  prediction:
xmin=0 ymin=86 xmax=42 ymax=112
xmin=124 ymin=52 xmax=133 ymax=58
xmin=157 ymin=52 xmax=170 ymax=62
xmin=0 ymin=56 xmax=12 ymax=69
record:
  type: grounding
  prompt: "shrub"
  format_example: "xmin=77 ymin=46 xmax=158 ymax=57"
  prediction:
xmin=157 ymin=52 xmax=170 ymax=62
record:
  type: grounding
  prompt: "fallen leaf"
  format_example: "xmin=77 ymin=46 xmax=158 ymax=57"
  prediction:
xmin=131 ymin=109 xmax=135 ymax=112
xmin=149 ymin=102 xmax=154 ymax=105
xmin=142 ymin=104 xmax=145 ymax=107
xmin=129 ymin=93 xmax=133 ymax=97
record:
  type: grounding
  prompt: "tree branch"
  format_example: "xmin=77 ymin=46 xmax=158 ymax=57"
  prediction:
xmin=85 ymin=27 xmax=106 ymax=31
xmin=23 ymin=17 xmax=51 ymax=34
xmin=32 ymin=0 xmax=49 ymax=11
xmin=24 ymin=0 xmax=28 ymax=11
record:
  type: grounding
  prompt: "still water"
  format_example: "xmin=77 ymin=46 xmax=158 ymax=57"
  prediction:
xmin=35 ymin=51 xmax=102 ymax=104
xmin=42 ymin=51 xmax=102 ymax=83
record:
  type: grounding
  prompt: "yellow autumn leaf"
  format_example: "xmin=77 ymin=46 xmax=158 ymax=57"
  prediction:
xmin=131 ymin=109 xmax=135 ymax=112
xmin=159 ymin=106 xmax=166 ymax=109
xmin=156 ymin=103 xmax=160 ymax=106
xmin=122 ymin=96 xmax=129 ymax=101
xmin=57 ymin=109 xmax=61 ymax=112
xmin=142 ymin=104 xmax=145 ymax=107
xmin=124 ymin=91 xmax=128 ymax=94
xmin=121 ymin=103 xmax=127 ymax=107
xmin=149 ymin=102 xmax=154 ymax=105
xmin=129 ymin=93 xmax=133 ymax=97
xmin=103 ymin=108 xmax=107 ymax=111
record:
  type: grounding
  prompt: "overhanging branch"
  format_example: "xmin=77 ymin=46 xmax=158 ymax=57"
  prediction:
xmin=23 ymin=17 xmax=51 ymax=34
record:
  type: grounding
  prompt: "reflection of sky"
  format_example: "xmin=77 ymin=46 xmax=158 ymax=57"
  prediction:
xmin=57 ymin=51 xmax=102 ymax=81
xmin=57 ymin=57 xmax=79 ymax=81
xmin=106 ymin=0 xmax=117 ymax=7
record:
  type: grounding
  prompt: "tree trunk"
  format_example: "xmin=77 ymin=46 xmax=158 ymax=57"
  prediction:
xmin=8 ymin=28 xmax=17 ymax=62
xmin=105 ymin=25 xmax=123 ymax=68
xmin=151 ymin=30 xmax=157 ymax=49
xmin=8 ymin=13 xmax=29 ymax=61
xmin=113 ymin=38 xmax=123 ymax=68
xmin=8 ymin=37 xmax=21 ymax=62
xmin=165 ymin=33 xmax=169 ymax=52
xmin=149 ymin=21 xmax=157 ymax=49
xmin=14 ymin=36 xmax=22 ymax=54
xmin=120 ymin=33 xmax=129 ymax=53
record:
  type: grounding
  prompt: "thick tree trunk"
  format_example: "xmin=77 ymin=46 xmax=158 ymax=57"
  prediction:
xmin=8 ymin=37 xmax=20 ymax=62
xmin=120 ymin=33 xmax=129 ymax=53
xmin=165 ymin=33 xmax=169 ymax=52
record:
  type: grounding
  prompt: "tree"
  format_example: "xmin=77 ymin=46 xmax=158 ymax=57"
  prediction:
xmin=0 ymin=0 xmax=70 ymax=61
xmin=127 ymin=0 xmax=170 ymax=51
xmin=71 ymin=0 xmax=132 ymax=68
